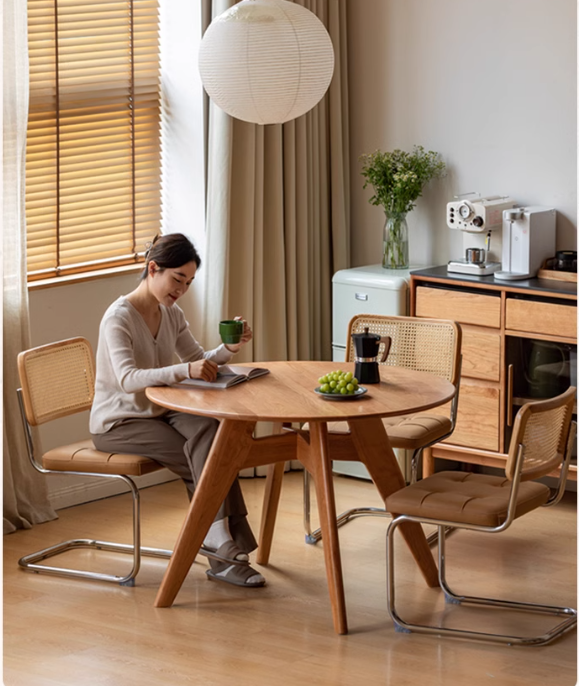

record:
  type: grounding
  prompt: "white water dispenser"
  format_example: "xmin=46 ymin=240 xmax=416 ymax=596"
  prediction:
xmin=494 ymin=206 xmax=556 ymax=281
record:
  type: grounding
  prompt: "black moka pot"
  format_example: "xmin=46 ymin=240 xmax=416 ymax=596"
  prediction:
xmin=351 ymin=327 xmax=391 ymax=384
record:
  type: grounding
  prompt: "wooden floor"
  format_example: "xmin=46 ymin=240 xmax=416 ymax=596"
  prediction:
xmin=4 ymin=472 xmax=577 ymax=686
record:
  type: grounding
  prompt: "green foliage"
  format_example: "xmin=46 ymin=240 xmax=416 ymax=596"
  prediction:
xmin=360 ymin=145 xmax=446 ymax=215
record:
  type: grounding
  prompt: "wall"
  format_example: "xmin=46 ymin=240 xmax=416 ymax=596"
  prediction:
xmin=347 ymin=0 xmax=577 ymax=268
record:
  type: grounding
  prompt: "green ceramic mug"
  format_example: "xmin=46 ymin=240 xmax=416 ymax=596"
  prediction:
xmin=219 ymin=319 xmax=244 ymax=345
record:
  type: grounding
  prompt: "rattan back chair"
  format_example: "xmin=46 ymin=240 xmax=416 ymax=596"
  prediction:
xmin=385 ymin=386 xmax=577 ymax=645
xmin=303 ymin=314 xmax=462 ymax=545
xmin=17 ymin=337 xmax=205 ymax=586
xmin=347 ymin=314 xmax=461 ymax=383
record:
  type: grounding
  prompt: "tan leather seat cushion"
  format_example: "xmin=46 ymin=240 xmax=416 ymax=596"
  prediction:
xmin=385 ymin=471 xmax=550 ymax=527
xmin=42 ymin=439 xmax=163 ymax=476
xmin=305 ymin=413 xmax=452 ymax=450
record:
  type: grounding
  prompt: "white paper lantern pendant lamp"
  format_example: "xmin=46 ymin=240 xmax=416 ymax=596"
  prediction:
xmin=199 ymin=0 xmax=335 ymax=125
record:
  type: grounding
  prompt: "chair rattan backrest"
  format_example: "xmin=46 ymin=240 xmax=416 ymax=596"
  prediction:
xmin=17 ymin=337 xmax=95 ymax=426
xmin=346 ymin=314 xmax=462 ymax=384
xmin=505 ymin=386 xmax=576 ymax=482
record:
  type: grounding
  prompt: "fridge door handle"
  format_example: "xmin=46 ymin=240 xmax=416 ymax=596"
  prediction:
xmin=355 ymin=292 xmax=368 ymax=301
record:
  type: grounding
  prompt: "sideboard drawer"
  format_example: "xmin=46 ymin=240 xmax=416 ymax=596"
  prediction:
xmin=461 ymin=326 xmax=501 ymax=382
xmin=415 ymin=286 xmax=501 ymax=328
xmin=506 ymin=299 xmax=577 ymax=340
xmin=442 ymin=379 xmax=500 ymax=452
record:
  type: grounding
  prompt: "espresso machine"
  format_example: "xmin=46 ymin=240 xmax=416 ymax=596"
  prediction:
xmin=351 ymin=328 xmax=391 ymax=384
xmin=446 ymin=194 xmax=516 ymax=275
xmin=494 ymin=206 xmax=556 ymax=281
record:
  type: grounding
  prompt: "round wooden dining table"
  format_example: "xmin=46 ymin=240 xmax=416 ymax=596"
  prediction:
xmin=146 ymin=360 xmax=456 ymax=635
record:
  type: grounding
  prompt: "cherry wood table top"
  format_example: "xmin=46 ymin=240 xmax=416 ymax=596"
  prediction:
xmin=146 ymin=360 xmax=456 ymax=423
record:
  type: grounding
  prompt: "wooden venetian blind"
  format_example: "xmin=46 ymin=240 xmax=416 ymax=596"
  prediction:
xmin=26 ymin=0 xmax=161 ymax=280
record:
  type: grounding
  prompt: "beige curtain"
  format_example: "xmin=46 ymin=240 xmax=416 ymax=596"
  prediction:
xmin=3 ymin=0 xmax=58 ymax=533
xmin=201 ymin=0 xmax=350 ymax=363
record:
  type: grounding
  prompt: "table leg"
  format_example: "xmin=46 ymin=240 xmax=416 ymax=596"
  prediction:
xmin=257 ymin=460 xmax=285 ymax=565
xmin=257 ymin=422 xmax=301 ymax=565
xmin=348 ymin=416 xmax=439 ymax=589
xmin=256 ymin=422 xmax=285 ymax=565
xmin=300 ymin=422 xmax=348 ymax=635
xmin=154 ymin=419 xmax=256 ymax=608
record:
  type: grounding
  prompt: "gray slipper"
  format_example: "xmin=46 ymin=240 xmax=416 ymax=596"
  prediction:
xmin=206 ymin=563 xmax=266 ymax=588
xmin=201 ymin=540 xmax=250 ymax=568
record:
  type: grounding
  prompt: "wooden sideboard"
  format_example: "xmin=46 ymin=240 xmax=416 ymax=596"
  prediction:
xmin=410 ymin=266 xmax=577 ymax=480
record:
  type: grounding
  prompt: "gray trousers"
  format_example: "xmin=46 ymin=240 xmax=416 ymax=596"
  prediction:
xmin=92 ymin=410 xmax=257 ymax=553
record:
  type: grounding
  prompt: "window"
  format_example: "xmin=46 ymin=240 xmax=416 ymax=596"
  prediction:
xmin=26 ymin=0 xmax=161 ymax=281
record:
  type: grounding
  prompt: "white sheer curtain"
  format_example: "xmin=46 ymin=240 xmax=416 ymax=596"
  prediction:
xmin=3 ymin=0 xmax=57 ymax=533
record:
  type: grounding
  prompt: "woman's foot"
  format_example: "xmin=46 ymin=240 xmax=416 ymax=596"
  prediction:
xmin=206 ymin=563 xmax=265 ymax=588
xmin=203 ymin=518 xmax=249 ymax=562
xmin=204 ymin=539 xmax=265 ymax=587
xmin=202 ymin=540 xmax=250 ymax=567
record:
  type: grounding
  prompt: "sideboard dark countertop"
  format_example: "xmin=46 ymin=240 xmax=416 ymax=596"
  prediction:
xmin=410 ymin=265 xmax=577 ymax=298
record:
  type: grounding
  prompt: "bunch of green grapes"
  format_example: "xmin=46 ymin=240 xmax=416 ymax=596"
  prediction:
xmin=318 ymin=370 xmax=359 ymax=395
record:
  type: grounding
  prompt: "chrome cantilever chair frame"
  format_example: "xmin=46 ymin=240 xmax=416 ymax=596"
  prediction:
xmin=304 ymin=315 xmax=462 ymax=545
xmin=16 ymin=337 xmax=234 ymax=587
xmin=386 ymin=389 xmax=577 ymax=646
xmin=16 ymin=388 xmax=174 ymax=586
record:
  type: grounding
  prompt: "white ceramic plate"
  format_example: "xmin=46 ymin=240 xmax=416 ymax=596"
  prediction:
xmin=314 ymin=386 xmax=367 ymax=401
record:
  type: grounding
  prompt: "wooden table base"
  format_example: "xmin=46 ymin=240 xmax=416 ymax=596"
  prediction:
xmin=258 ymin=420 xmax=439 ymax=587
xmin=147 ymin=362 xmax=453 ymax=633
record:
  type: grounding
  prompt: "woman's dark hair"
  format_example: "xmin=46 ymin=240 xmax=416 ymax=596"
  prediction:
xmin=140 ymin=233 xmax=201 ymax=280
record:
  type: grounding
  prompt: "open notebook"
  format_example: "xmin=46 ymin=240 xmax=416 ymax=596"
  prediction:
xmin=177 ymin=364 xmax=270 ymax=389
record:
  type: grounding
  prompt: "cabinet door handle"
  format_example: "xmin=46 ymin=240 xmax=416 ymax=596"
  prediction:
xmin=507 ymin=364 xmax=514 ymax=427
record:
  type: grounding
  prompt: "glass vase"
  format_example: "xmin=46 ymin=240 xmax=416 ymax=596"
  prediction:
xmin=382 ymin=212 xmax=409 ymax=269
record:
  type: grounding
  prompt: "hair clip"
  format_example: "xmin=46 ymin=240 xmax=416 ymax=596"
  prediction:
xmin=144 ymin=235 xmax=160 ymax=260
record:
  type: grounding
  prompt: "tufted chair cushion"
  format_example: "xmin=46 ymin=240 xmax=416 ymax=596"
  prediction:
xmin=43 ymin=439 xmax=163 ymax=476
xmin=304 ymin=413 xmax=452 ymax=450
xmin=385 ymin=470 xmax=550 ymax=527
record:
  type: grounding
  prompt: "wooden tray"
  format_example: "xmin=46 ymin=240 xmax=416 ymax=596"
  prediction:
xmin=537 ymin=259 xmax=577 ymax=283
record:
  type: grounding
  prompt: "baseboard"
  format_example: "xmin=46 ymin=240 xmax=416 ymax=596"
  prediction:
xmin=48 ymin=469 xmax=180 ymax=511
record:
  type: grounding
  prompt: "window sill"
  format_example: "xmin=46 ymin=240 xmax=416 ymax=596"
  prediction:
xmin=28 ymin=264 xmax=143 ymax=290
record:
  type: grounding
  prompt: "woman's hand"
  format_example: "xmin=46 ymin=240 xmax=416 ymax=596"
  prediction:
xmin=224 ymin=317 xmax=253 ymax=354
xmin=188 ymin=358 xmax=219 ymax=382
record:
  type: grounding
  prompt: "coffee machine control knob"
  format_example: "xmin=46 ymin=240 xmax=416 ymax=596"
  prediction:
xmin=472 ymin=216 xmax=484 ymax=228
xmin=458 ymin=203 xmax=472 ymax=219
